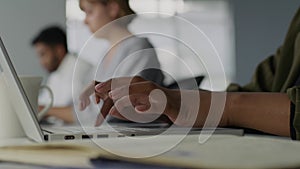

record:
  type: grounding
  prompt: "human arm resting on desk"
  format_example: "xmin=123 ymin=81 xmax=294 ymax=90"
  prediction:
xmin=92 ymin=76 xmax=292 ymax=138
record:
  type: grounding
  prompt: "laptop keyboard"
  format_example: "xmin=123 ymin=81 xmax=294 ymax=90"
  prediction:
xmin=42 ymin=125 xmax=154 ymax=134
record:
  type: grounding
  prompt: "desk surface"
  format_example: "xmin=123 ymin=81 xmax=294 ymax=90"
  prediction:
xmin=0 ymin=159 xmax=181 ymax=169
xmin=0 ymin=134 xmax=298 ymax=169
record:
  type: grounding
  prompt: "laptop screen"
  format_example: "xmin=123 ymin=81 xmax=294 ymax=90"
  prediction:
xmin=0 ymin=37 xmax=44 ymax=142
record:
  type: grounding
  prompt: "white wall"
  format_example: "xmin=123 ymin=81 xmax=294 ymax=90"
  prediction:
xmin=0 ymin=0 xmax=66 ymax=77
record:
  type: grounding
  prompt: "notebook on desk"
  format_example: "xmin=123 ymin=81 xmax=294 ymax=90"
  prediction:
xmin=0 ymin=37 xmax=243 ymax=142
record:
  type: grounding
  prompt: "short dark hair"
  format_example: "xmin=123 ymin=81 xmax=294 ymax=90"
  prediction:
xmin=31 ymin=26 xmax=68 ymax=53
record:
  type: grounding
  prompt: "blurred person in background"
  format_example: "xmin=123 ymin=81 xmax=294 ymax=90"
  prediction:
xmin=32 ymin=26 xmax=93 ymax=125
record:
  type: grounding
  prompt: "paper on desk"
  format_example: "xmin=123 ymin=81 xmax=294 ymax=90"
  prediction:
xmin=1 ymin=135 xmax=300 ymax=169
xmin=0 ymin=143 xmax=102 ymax=168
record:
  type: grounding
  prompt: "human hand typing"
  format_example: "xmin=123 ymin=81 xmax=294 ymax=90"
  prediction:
xmin=94 ymin=76 xmax=201 ymax=127
xmin=79 ymin=81 xmax=96 ymax=111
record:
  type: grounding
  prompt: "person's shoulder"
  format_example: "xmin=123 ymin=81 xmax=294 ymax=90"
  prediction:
xmin=66 ymin=53 xmax=92 ymax=66
xmin=61 ymin=53 xmax=94 ymax=75
xmin=123 ymin=36 xmax=154 ymax=49
xmin=63 ymin=53 xmax=76 ymax=64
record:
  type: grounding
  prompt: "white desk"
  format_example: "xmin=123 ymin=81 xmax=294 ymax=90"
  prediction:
xmin=0 ymin=134 xmax=299 ymax=169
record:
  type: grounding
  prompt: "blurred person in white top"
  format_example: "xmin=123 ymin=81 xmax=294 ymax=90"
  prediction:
xmin=32 ymin=26 xmax=93 ymax=125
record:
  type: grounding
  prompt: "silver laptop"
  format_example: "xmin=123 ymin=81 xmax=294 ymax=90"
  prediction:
xmin=0 ymin=37 xmax=243 ymax=142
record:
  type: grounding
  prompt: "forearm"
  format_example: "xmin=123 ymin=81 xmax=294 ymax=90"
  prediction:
xmin=226 ymin=92 xmax=291 ymax=137
xmin=191 ymin=91 xmax=291 ymax=137
xmin=194 ymin=90 xmax=228 ymax=127
xmin=166 ymin=90 xmax=228 ymax=127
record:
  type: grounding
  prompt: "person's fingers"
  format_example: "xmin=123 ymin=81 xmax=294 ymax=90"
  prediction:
xmin=79 ymin=97 xmax=90 ymax=111
xmin=86 ymin=98 xmax=91 ymax=107
xmin=108 ymin=106 xmax=129 ymax=121
xmin=79 ymin=82 xmax=95 ymax=110
xmin=95 ymin=76 xmax=146 ymax=100
xmin=113 ymin=94 xmax=151 ymax=114
xmin=95 ymin=99 xmax=113 ymax=126
xmin=101 ymin=99 xmax=113 ymax=118
xmin=137 ymin=89 xmax=167 ymax=116
xmin=80 ymin=98 xmax=91 ymax=111
xmin=109 ymin=103 xmax=159 ymax=123
xmin=86 ymin=81 xmax=96 ymax=95
xmin=79 ymin=82 xmax=95 ymax=99
xmin=109 ymin=82 xmax=167 ymax=115
xmin=95 ymin=94 xmax=101 ymax=104
xmin=109 ymin=81 xmax=157 ymax=100
xmin=95 ymin=112 xmax=105 ymax=127
xmin=79 ymin=101 xmax=84 ymax=111
xmin=135 ymin=104 xmax=151 ymax=112
xmin=94 ymin=81 xmax=109 ymax=100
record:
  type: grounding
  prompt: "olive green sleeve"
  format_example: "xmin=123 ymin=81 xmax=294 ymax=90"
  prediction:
xmin=226 ymin=8 xmax=300 ymax=140
xmin=287 ymin=86 xmax=300 ymax=140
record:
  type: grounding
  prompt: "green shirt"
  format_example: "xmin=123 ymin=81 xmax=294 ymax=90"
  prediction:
xmin=227 ymin=8 xmax=300 ymax=140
